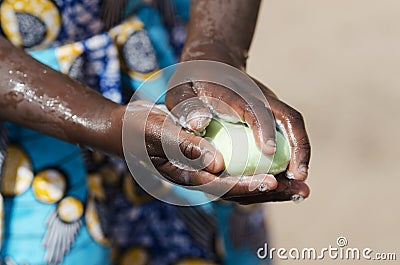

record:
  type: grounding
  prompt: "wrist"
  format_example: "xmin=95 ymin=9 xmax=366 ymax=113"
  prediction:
xmin=106 ymin=104 xmax=126 ymax=157
xmin=180 ymin=38 xmax=248 ymax=70
xmin=73 ymin=101 xmax=125 ymax=158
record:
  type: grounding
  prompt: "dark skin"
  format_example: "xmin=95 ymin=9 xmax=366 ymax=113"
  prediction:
xmin=0 ymin=38 xmax=124 ymax=157
xmin=0 ymin=0 xmax=310 ymax=203
xmin=166 ymin=0 xmax=311 ymax=202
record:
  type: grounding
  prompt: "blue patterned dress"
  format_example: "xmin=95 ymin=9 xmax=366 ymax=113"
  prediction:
xmin=0 ymin=1 xmax=270 ymax=264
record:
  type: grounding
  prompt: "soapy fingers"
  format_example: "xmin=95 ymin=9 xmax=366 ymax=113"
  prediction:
xmin=152 ymin=157 xmax=279 ymax=199
xmin=165 ymin=81 xmax=277 ymax=156
xmin=251 ymin=79 xmax=311 ymax=181
xmin=266 ymin=97 xmax=311 ymax=181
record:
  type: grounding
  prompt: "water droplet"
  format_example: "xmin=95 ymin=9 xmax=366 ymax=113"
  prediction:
xmin=291 ymin=194 xmax=304 ymax=203
xmin=8 ymin=70 xmax=13 ymax=74
xmin=286 ymin=172 xmax=295 ymax=179
xmin=258 ymin=184 xmax=268 ymax=192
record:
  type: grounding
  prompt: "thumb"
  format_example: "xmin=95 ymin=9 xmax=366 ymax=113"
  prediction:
xmin=165 ymin=82 xmax=212 ymax=132
xmin=179 ymin=130 xmax=225 ymax=173
xmin=157 ymin=115 xmax=225 ymax=173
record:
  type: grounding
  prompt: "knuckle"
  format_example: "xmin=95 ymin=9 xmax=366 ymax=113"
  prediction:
xmin=297 ymin=135 xmax=311 ymax=149
xmin=293 ymin=135 xmax=311 ymax=160
xmin=287 ymin=108 xmax=304 ymax=124
xmin=165 ymin=83 xmax=195 ymax=108
xmin=179 ymin=138 xmax=199 ymax=159
xmin=179 ymin=138 xmax=191 ymax=155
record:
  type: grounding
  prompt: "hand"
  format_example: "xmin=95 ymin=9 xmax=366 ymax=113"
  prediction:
xmin=252 ymin=78 xmax=311 ymax=182
xmin=165 ymin=62 xmax=311 ymax=202
xmin=178 ymin=40 xmax=311 ymax=179
xmin=226 ymin=173 xmax=310 ymax=205
xmin=123 ymin=101 xmax=298 ymax=203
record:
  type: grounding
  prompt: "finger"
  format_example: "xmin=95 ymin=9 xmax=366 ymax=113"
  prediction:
xmin=195 ymin=82 xmax=277 ymax=155
xmin=178 ymin=130 xmax=225 ymax=173
xmin=243 ymin=97 xmax=277 ymax=156
xmin=269 ymin=98 xmax=311 ymax=181
xmin=226 ymin=177 xmax=310 ymax=204
xmin=145 ymin=113 xmax=225 ymax=173
xmin=165 ymin=82 xmax=212 ymax=132
xmin=151 ymin=157 xmax=278 ymax=198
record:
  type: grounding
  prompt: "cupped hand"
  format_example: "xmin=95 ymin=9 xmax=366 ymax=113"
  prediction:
xmin=123 ymin=101 xmax=289 ymax=203
xmin=165 ymin=76 xmax=311 ymax=181
xmin=164 ymin=62 xmax=311 ymax=202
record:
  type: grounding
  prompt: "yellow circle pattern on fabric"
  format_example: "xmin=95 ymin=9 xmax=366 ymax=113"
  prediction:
xmin=99 ymin=166 xmax=120 ymax=186
xmin=109 ymin=18 xmax=144 ymax=46
xmin=120 ymin=247 xmax=148 ymax=265
xmin=123 ymin=173 xmax=153 ymax=205
xmin=57 ymin=196 xmax=84 ymax=223
xmin=0 ymin=0 xmax=61 ymax=49
xmin=32 ymin=169 xmax=67 ymax=204
xmin=1 ymin=145 xmax=34 ymax=196
xmin=55 ymin=42 xmax=84 ymax=74
xmin=85 ymin=198 xmax=110 ymax=246
xmin=87 ymin=173 xmax=106 ymax=201
xmin=109 ymin=17 xmax=161 ymax=81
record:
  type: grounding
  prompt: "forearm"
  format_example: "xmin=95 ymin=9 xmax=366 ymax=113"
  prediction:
xmin=181 ymin=0 xmax=261 ymax=69
xmin=0 ymin=37 xmax=124 ymax=156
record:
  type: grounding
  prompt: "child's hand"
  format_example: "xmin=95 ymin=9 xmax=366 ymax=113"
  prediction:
xmin=166 ymin=75 xmax=311 ymax=182
xmin=123 ymin=101 xmax=310 ymax=203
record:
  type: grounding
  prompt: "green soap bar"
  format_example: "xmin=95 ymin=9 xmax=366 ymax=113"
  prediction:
xmin=204 ymin=118 xmax=291 ymax=176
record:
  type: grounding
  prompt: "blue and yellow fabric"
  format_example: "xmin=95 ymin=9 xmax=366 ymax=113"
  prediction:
xmin=0 ymin=0 xmax=270 ymax=264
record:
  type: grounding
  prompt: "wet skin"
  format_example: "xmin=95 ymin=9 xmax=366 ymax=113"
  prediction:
xmin=166 ymin=0 xmax=311 ymax=200
xmin=0 ymin=36 xmax=124 ymax=156
xmin=0 ymin=0 xmax=311 ymax=203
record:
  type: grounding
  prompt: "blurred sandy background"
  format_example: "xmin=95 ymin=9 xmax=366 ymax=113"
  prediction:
xmin=247 ymin=0 xmax=400 ymax=264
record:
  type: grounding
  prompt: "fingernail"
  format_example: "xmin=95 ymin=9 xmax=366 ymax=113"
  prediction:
xmin=298 ymin=165 xmax=309 ymax=177
xmin=286 ymin=171 xmax=295 ymax=179
xmin=291 ymin=194 xmax=304 ymax=204
xmin=263 ymin=140 xmax=276 ymax=155
xmin=187 ymin=111 xmax=212 ymax=131
xmin=190 ymin=116 xmax=211 ymax=131
xmin=186 ymin=111 xmax=201 ymax=122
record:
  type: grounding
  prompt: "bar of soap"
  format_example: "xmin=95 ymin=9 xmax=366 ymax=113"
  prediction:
xmin=204 ymin=119 xmax=291 ymax=176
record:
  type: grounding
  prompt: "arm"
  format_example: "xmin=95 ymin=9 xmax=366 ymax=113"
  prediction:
xmin=181 ymin=0 xmax=261 ymax=69
xmin=0 ymin=36 xmax=260 ymax=200
xmin=0 ymin=36 xmax=124 ymax=156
